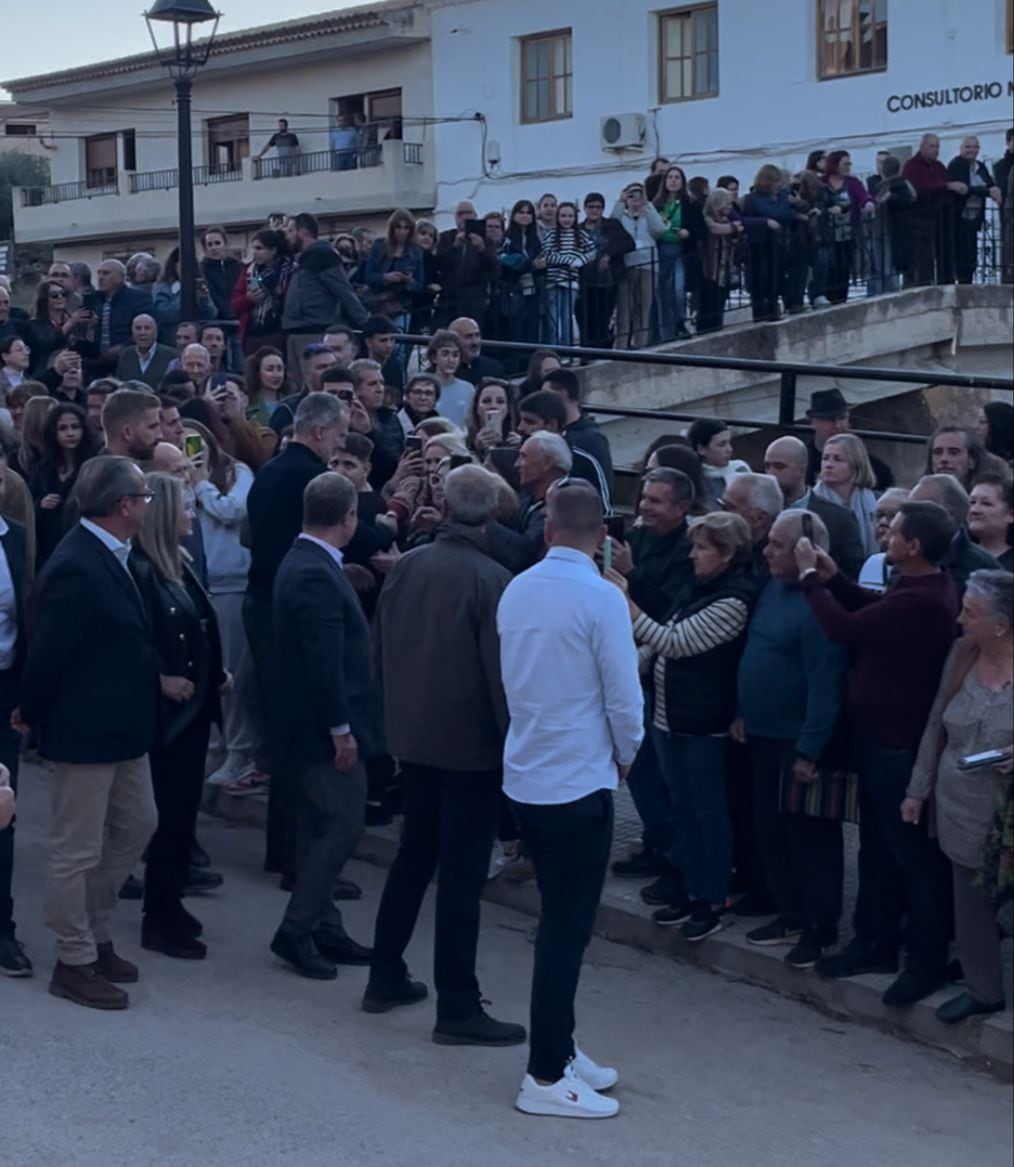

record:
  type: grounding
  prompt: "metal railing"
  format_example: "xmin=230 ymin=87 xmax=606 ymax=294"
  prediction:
xmin=129 ymin=168 xmax=179 ymax=193
xmin=403 ymin=142 xmax=423 ymax=164
xmin=251 ymin=145 xmax=383 ymax=180
xmin=20 ymin=177 xmax=119 ymax=205
xmin=192 ymin=163 xmax=243 ymax=185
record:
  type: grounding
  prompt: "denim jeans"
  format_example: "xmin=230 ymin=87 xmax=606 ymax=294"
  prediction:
xmin=654 ymin=242 xmax=686 ymax=341
xmin=546 ymin=285 xmax=577 ymax=346
xmin=625 ymin=710 xmax=673 ymax=857
xmin=866 ymin=232 xmax=901 ymax=296
xmin=651 ymin=727 xmax=731 ymax=905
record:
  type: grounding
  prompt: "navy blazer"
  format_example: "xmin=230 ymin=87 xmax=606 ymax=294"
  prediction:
xmin=0 ymin=520 xmax=28 ymax=676
xmin=20 ymin=523 xmax=159 ymax=764
xmin=271 ymin=537 xmax=383 ymax=767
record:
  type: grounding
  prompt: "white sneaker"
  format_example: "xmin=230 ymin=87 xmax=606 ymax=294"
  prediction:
xmin=813 ymin=295 xmax=830 ymax=308
xmin=206 ymin=755 xmax=255 ymax=787
xmin=570 ymin=1047 xmax=619 ymax=1092
xmin=515 ymin=1065 xmax=619 ymax=1119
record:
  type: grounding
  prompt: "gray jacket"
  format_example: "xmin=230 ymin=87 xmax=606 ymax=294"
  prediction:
xmin=375 ymin=522 xmax=510 ymax=771
xmin=281 ymin=238 xmax=368 ymax=331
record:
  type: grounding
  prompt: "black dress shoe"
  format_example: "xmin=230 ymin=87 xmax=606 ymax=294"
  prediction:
xmin=142 ymin=919 xmax=207 ymax=961
xmin=313 ymin=929 xmax=372 ymax=965
xmin=270 ymin=930 xmax=337 ymax=980
xmin=362 ymin=977 xmax=429 ymax=1014
xmin=190 ymin=839 xmax=211 ymax=869
xmin=640 ymin=872 xmax=685 ymax=906
xmin=333 ymin=877 xmax=362 ymax=902
xmin=173 ymin=905 xmax=204 ymax=938
xmin=816 ymin=938 xmax=898 ymax=980
xmin=118 ymin=874 xmax=144 ymax=901
xmin=183 ymin=868 xmax=224 ymax=895
xmin=882 ymin=968 xmax=944 ymax=1008
xmin=935 ymin=992 xmax=1005 ymax=1024
xmin=432 ymin=1007 xmax=527 ymax=1047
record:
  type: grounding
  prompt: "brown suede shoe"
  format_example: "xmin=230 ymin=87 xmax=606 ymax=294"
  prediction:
xmin=49 ymin=961 xmax=129 ymax=1010
xmin=95 ymin=942 xmax=139 ymax=984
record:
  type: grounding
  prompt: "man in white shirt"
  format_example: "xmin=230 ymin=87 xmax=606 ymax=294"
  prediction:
xmin=497 ymin=480 xmax=643 ymax=1120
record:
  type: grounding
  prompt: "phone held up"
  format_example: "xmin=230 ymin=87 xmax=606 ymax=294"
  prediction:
xmin=184 ymin=433 xmax=204 ymax=460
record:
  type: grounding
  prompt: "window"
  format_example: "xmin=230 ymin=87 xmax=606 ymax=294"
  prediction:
xmin=206 ymin=115 xmax=249 ymax=173
xmin=659 ymin=5 xmax=719 ymax=103
xmin=4 ymin=123 xmax=36 ymax=136
xmin=520 ymin=30 xmax=572 ymax=123
xmin=84 ymin=133 xmax=117 ymax=188
xmin=1007 ymin=0 xmax=1013 ymax=53
xmin=121 ymin=129 xmax=136 ymax=172
xmin=818 ymin=0 xmax=888 ymax=79
xmin=329 ymin=88 xmax=403 ymax=145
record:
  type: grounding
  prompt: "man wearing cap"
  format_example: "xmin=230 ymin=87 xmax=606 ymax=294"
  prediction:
xmin=804 ymin=388 xmax=895 ymax=494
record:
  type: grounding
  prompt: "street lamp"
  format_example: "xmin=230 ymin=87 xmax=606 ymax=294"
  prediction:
xmin=145 ymin=0 xmax=221 ymax=321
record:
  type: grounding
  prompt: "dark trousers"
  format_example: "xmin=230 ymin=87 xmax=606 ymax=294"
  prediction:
xmin=955 ymin=220 xmax=980 ymax=285
xmin=243 ymin=594 xmax=295 ymax=875
xmin=516 ymin=789 xmax=613 ymax=1082
xmin=696 ymin=280 xmax=729 ymax=333
xmin=576 ymin=285 xmax=616 ymax=349
xmin=370 ymin=764 xmax=501 ymax=1019
xmin=748 ymin=242 xmax=780 ymax=321
xmin=727 ymin=738 xmax=770 ymax=903
xmin=281 ymin=760 xmax=367 ymax=938
xmin=144 ymin=713 xmax=212 ymax=922
xmin=0 ymin=669 xmax=21 ymax=935
xmin=826 ymin=241 xmax=854 ymax=304
xmin=852 ymin=737 xmax=950 ymax=977
xmin=750 ymin=737 xmax=843 ymax=946
xmin=625 ymin=716 xmax=673 ymax=858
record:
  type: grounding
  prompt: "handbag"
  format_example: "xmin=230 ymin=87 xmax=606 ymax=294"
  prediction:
xmin=779 ymin=760 xmax=859 ymax=823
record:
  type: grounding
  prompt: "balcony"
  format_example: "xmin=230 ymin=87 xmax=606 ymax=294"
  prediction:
xmin=13 ymin=139 xmax=434 ymax=244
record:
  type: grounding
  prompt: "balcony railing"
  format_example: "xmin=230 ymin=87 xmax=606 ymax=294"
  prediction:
xmin=20 ymin=177 xmax=119 ymax=205
xmin=128 ymin=164 xmax=243 ymax=193
xmin=251 ymin=146 xmax=383 ymax=180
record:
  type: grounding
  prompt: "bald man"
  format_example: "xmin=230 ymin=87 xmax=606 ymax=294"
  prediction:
xmin=115 ymin=314 xmax=176 ymax=389
xmin=763 ymin=436 xmax=866 ymax=580
xmin=435 ymin=208 xmax=497 ymax=329
xmin=449 ymin=317 xmax=506 ymax=385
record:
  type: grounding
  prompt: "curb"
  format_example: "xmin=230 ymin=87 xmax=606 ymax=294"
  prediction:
xmin=202 ymin=785 xmax=1013 ymax=1082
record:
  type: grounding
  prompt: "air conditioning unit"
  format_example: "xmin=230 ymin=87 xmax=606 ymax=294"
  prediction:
xmin=600 ymin=113 xmax=646 ymax=152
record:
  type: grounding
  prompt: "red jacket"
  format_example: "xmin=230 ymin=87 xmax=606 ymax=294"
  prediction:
xmin=902 ymin=153 xmax=951 ymax=195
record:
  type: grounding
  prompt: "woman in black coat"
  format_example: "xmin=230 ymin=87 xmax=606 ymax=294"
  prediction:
xmin=130 ymin=472 xmax=226 ymax=960
xmin=27 ymin=402 xmax=98 ymax=570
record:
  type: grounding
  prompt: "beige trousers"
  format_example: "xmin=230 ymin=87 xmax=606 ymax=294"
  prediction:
xmin=616 ymin=266 xmax=655 ymax=349
xmin=46 ymin=756 xmax=157 ymax=966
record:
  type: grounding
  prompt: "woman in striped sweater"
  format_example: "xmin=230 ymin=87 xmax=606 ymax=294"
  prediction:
xmin=541 ymin=202 xmax=596 ymax=347
xmin=607 ymin=511 xmax=758 ymax=943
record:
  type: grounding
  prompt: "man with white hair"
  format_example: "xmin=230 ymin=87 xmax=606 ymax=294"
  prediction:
xmin=764 ymin=435 xmax=865 ymax=579
xmin=946 ymin=135 xmax=1002 ymax=284
xmin=909 ymin=474 xmax=1000 ymax=597
xmin=448 ymin=317 xmax=506 ymax=385
xmin=125 ymin=253 xmax=161 ymax=293
xmin=719 ymin=473 xmax=783 ymax=582
xmin=115 ymin=314 xmax=175 ymax=389
xmin=733 ymin=509 xmax=849 ymax=970
xmin=93 ymin=258 xmax=151 ymax=363
xmin=365 ymin=466 xmax=525 ymax=1046
xmin=180 ymin=344 xmax=213 ymax=395
xmin=488 ymin=431 xmax=573 ymax=574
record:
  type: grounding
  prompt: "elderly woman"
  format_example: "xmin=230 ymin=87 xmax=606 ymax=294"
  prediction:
xmin=130 ymin=473 xmax=225 ymax=960
xmin=904 ymin=570 xmax=1013 ymax=1023
xmin=859 ymin=486 xmax=910 ymax=592
xmin=968 ymin=473 xmax=1014 ymax=571
xmin=608 ymin=511 xmax=757 ymax=942
xmin=814 ymin=432 xmax=879 ymax=557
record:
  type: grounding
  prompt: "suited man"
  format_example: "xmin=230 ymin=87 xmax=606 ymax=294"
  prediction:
xmin=0 ymin=509 xmax=29 ymax=977
xmin=269 ymin=473 xmax=381 ymax=979
xmin=17 ymin=456 xmax=159 ymax=1011
xmin=114 ymin=314 xmax=176 ymax=390
xmin=764 ymin=437 xmax=866 ymax=580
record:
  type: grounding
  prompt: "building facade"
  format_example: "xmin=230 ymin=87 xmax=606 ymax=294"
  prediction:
xmin=5 ymin=0 xmax=1014 ymax=264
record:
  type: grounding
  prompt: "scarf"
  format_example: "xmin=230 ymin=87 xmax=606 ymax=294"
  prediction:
xmin=813 ymin=481 xmax=879 ymax=557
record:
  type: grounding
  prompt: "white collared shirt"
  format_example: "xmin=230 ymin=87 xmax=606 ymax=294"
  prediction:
xmin=0 ymin=518 xmax=17 ymax=671
xmin=297 ymin=533 xmax=349 ymax=736
xmin=79 ymin=517 xmax=132 ymax=575
xmin=497 ymin=546 xmax=644 ymax=806
xmin=136 ymin=346 xmax=155 ymax=374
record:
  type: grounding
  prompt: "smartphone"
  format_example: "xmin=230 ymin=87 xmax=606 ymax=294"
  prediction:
xmin=184 ymin=433 xmax=204 ymax=460
xmin=464 ymin=219 xmax=487 ymax=239
xmin=801 ymin=512 xmax=814 ymax=543
xmin=606 ymin=515 xmax=626 ymax=543
xmin=337 ymin=388 xmax=354 ymax=403
xmin=449 ymin=454 xmax=471 ymax=470
xmin=601 ymin=536 xmax=613 ymax=575
xmin=958 ymin=750 xmax=1008 ymax=772
xmin=483 ymin=408 xmax=503 ymax=433
xmin=405 ymin=435 xmax=424 ymax=455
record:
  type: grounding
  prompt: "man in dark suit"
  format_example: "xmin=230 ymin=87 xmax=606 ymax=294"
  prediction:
xmin=17 ymin=456 xmax=159 ymax=1010
xmin=114 ymin=314 xmax=176 ymax=389
xmin=269 ymin=473 xmax=381 ymax=979
xmin=87 ymin=259 xmax=152 ymax=372
xmin=764 ymin=436 xmax=867 ymax=580
xmin=803 ymin=388 xmax=895 ymax=494
xmin=0 ymin=501 xmax=29 ymax=977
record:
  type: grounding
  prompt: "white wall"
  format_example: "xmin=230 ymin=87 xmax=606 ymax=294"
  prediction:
xmin=429 ymin=0 xmax=1014 ymax=221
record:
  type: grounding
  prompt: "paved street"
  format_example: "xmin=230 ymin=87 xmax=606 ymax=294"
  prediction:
xmin=3 ymin=766 xmax=1012 ymax=1167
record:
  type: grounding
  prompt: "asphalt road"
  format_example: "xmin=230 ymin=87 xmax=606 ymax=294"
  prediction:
xmin=2 ymin=766 xmax=1011 ymax=1167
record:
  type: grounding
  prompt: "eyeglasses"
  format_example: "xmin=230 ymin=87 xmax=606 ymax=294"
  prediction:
xmin=124 ymin=491 xmax=154 ymax=503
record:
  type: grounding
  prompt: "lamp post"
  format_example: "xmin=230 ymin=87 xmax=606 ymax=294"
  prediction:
xmin=145 ymin=0 xmax=220 ymax=322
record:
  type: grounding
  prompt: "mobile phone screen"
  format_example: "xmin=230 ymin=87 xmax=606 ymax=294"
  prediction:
xmin=601 ymin=536 xmax=613 ymax=575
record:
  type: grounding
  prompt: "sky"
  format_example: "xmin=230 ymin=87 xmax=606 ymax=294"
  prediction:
xmin=2 ymin=0 xmax=360 ymax=93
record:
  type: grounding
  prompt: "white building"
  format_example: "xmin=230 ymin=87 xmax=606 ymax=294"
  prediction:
xmin=5 ymin=0 xmax=1014 ymax=264
xmin=0 ymin=102 xmax=54 ymax=162
xmin=428 ymin=0 xmax=1014 ymax=213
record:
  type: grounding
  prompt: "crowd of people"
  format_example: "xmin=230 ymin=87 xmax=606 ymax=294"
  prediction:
xmin=0 ymin=194 xmax=1010 ymax=1118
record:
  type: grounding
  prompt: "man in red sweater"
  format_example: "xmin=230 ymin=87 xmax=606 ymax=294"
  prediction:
xmin=794 ymin=501 xmax=958 ymax=1008
xmin=902 ymin=133 xmax=968 ymax=285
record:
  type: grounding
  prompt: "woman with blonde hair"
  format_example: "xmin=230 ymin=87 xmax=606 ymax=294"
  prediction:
xmin=814 ymin=432 xmax=879 ymax=556
xmin=607 ymin=511 xmax=758 ymax=943
xmin=130 ymin=472 xmax=225 ymax=960
xmin=364 ymin=208 xmax=424 ymax=338
xmin=184 ymin=420 xmax=260 ymax=792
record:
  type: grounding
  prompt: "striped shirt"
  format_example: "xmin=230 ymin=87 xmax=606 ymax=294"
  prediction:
xmin=632 ymin=598 xmax=750 ymax=733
